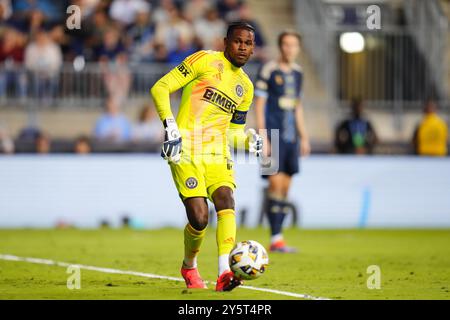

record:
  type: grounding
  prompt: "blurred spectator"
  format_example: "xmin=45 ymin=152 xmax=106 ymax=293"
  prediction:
xmin=335 ymin=98 xmax=378 ymax=154
xmin=97 ymin=28 xmax=131 ymax=102
xmin=152 ymin=0 xmax=176 ymax=25
xmin=17 ymin=126 xmax=40 ymax=142
xmin=154 ymin=5 xmax=194 ymax=54
xmin=94 ymin=96 xmax=132 ymax=142
xmin=216 ymin=0 xmax=243 ymax=22
xmin=237 ymin=3 xmax=265 ymax=47
xmin=0 ymin=28 xmax=28 ymax=103
xmin=132 ymin=104 xmax=164 ymax=143
xmin=152 ymin=42 xmax=168 ymax=62
xmin=10 ymin=1 xmax=64 ymax=36
xmin=12 ymin=0 xmax=63 ymax=23
xmin=85 ymin=9 xmax=114 ymax=59
xmin=64 ymin=0 xmax=99 ymax=60
xmin=8 ymin=6 xmax=45 ymax=36
xmin=412 ymin=100 xmax=448 ymax=156
xmin=72 ymin=0 xmax=101 ymax=19
xmin=74 ymin=135 xmax=92 ymax=154
xmin=25 ymin=29 xmax=62 ymax=105
xmin=35 ymin=131 xmax=51 ymax=153
xmin=48 ymin=24 xmax=71 ymax=59
xmin=236 ymin=3 xmax=266 ymax=61
xmin=0 ymin=124 xmax=14 ymax=154
xmin=0 ymin=0 xmax=270 ymax=112
xmin=167 ymin=34 xmax=196 ymax=64
xmin=194 ymin=8 xmax=226 ymax=51
xmin=109 ymin=0 xmax=151 ymax=27
xmin=94 ymin=0 xmax=111 ymax=12
xmin=0 ymin=0 xmax=12 ymax=22
xmin=96 ymin=27 xmax=126 ymax=61
xmin=1 ymin=0 xmax=264 ymax=65
xmin=126 ymin=4 xmax=155 ymax=63
xmin=183 ymin=0 xmax=212 ymax=23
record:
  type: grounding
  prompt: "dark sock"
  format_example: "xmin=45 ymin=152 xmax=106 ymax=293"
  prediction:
xmin=267 ymin=197 xmax=287 ymax=236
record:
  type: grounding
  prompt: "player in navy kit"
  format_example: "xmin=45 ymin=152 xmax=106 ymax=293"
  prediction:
xmin=255 ymin=30 xmax=310 ymax=253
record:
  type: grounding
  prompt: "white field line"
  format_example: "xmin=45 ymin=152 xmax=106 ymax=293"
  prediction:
xmin=0 ymin=254 xmax=330 ymax=300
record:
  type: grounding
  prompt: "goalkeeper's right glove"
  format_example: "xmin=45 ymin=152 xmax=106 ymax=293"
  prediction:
xmin=246 ymin=128 xmax=263 ymax=157
xmin=161 ymin=118 xmax=182 ymax=164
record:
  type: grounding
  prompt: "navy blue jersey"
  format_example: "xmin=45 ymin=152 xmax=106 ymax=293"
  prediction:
xmin=255 ymin=61 xmax=303 ymax=145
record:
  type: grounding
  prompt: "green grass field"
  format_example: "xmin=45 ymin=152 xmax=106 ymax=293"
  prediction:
xmin=0 ymin=228 xmax=449 ymax=300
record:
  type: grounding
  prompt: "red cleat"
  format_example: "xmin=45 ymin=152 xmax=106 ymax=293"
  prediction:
xmin=180 ymin=266 xmax=207 ymax=289
xmin=215 ymin=270 xmax=242 ymax=292
xmin=269 ymin=240 xmax=298 ymax=253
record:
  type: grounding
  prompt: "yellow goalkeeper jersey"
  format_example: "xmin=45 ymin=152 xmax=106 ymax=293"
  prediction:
xmin=417 ymin=113 xmax=448 ymax=156
xmin=151 ymin=50 xmax=254 ymax=157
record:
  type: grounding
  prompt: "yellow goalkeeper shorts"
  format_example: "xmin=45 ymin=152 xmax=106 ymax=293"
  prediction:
xmin=169 ymin=153 xmax=236 ymax=201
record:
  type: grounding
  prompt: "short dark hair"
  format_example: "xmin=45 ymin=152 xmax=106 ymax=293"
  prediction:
xmin=226 ymin=21 xmax=255 ymax=38
xmin=278 ymin=30 xmax=302 ymax=48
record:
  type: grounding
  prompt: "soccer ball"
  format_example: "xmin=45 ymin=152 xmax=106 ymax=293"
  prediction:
xmin=229 ymin=240 xmax=269 ymax=280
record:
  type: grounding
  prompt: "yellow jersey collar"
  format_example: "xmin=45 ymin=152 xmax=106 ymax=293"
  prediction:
xmin=221 ymin=51 xmax=241 ymax=71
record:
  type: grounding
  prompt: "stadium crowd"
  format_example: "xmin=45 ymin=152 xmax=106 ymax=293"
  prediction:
xmin=0 ymin=0 xmax=266 ymax=64
xmin=0 ymin=0 xmax=269 ymax=153
xmin=0 ymin=1 xmax=448 ymax=156
xmin=0 ymin=0 xmax=266 ymax=101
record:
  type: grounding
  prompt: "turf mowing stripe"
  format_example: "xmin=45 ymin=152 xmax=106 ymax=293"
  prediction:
xmin=0 ymin=254 xmax=330 ymax=300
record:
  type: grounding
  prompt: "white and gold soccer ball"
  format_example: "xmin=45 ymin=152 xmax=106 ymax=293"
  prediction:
xmin=229 ymin=240 xmax=269 ymax=280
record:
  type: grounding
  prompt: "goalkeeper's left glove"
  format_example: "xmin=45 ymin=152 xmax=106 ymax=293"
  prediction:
xmin=246 ymin=129 xmax=263 ymax=157
xmin=161 ymin=118 xmax=182 ymax=164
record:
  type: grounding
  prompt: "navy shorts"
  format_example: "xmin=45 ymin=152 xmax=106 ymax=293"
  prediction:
xmin=263 ymin=141 xmax=300 ymax=178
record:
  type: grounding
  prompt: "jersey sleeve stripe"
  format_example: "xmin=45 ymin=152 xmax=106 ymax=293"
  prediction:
xmin=186 ymin=51 xmax=205 ymax=64
xmin=188 ymin=52 xmax=207 ymax=66
xmin=185 ymin=51 xmax=203 ymax=64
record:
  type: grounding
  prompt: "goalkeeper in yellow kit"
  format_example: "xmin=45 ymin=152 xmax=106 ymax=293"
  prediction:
xmin=150 ymin=22 xmax=263 ymax=291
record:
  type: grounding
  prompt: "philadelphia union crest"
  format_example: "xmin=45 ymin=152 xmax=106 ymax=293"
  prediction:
xmin=235 ymin=84 xmax=243 ymax=97
xmin=185 ymin=177 xmax=198 ymax=189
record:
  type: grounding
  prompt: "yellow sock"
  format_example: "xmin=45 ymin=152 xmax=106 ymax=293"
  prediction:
xmin=216 ymin=209 xmax=236 ymax=275
xmin=183 ymin=223 xmax=206 ymax=268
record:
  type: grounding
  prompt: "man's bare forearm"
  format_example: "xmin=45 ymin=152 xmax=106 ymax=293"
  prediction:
xmin=295 ymin=102 xmax=309 ymax=140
